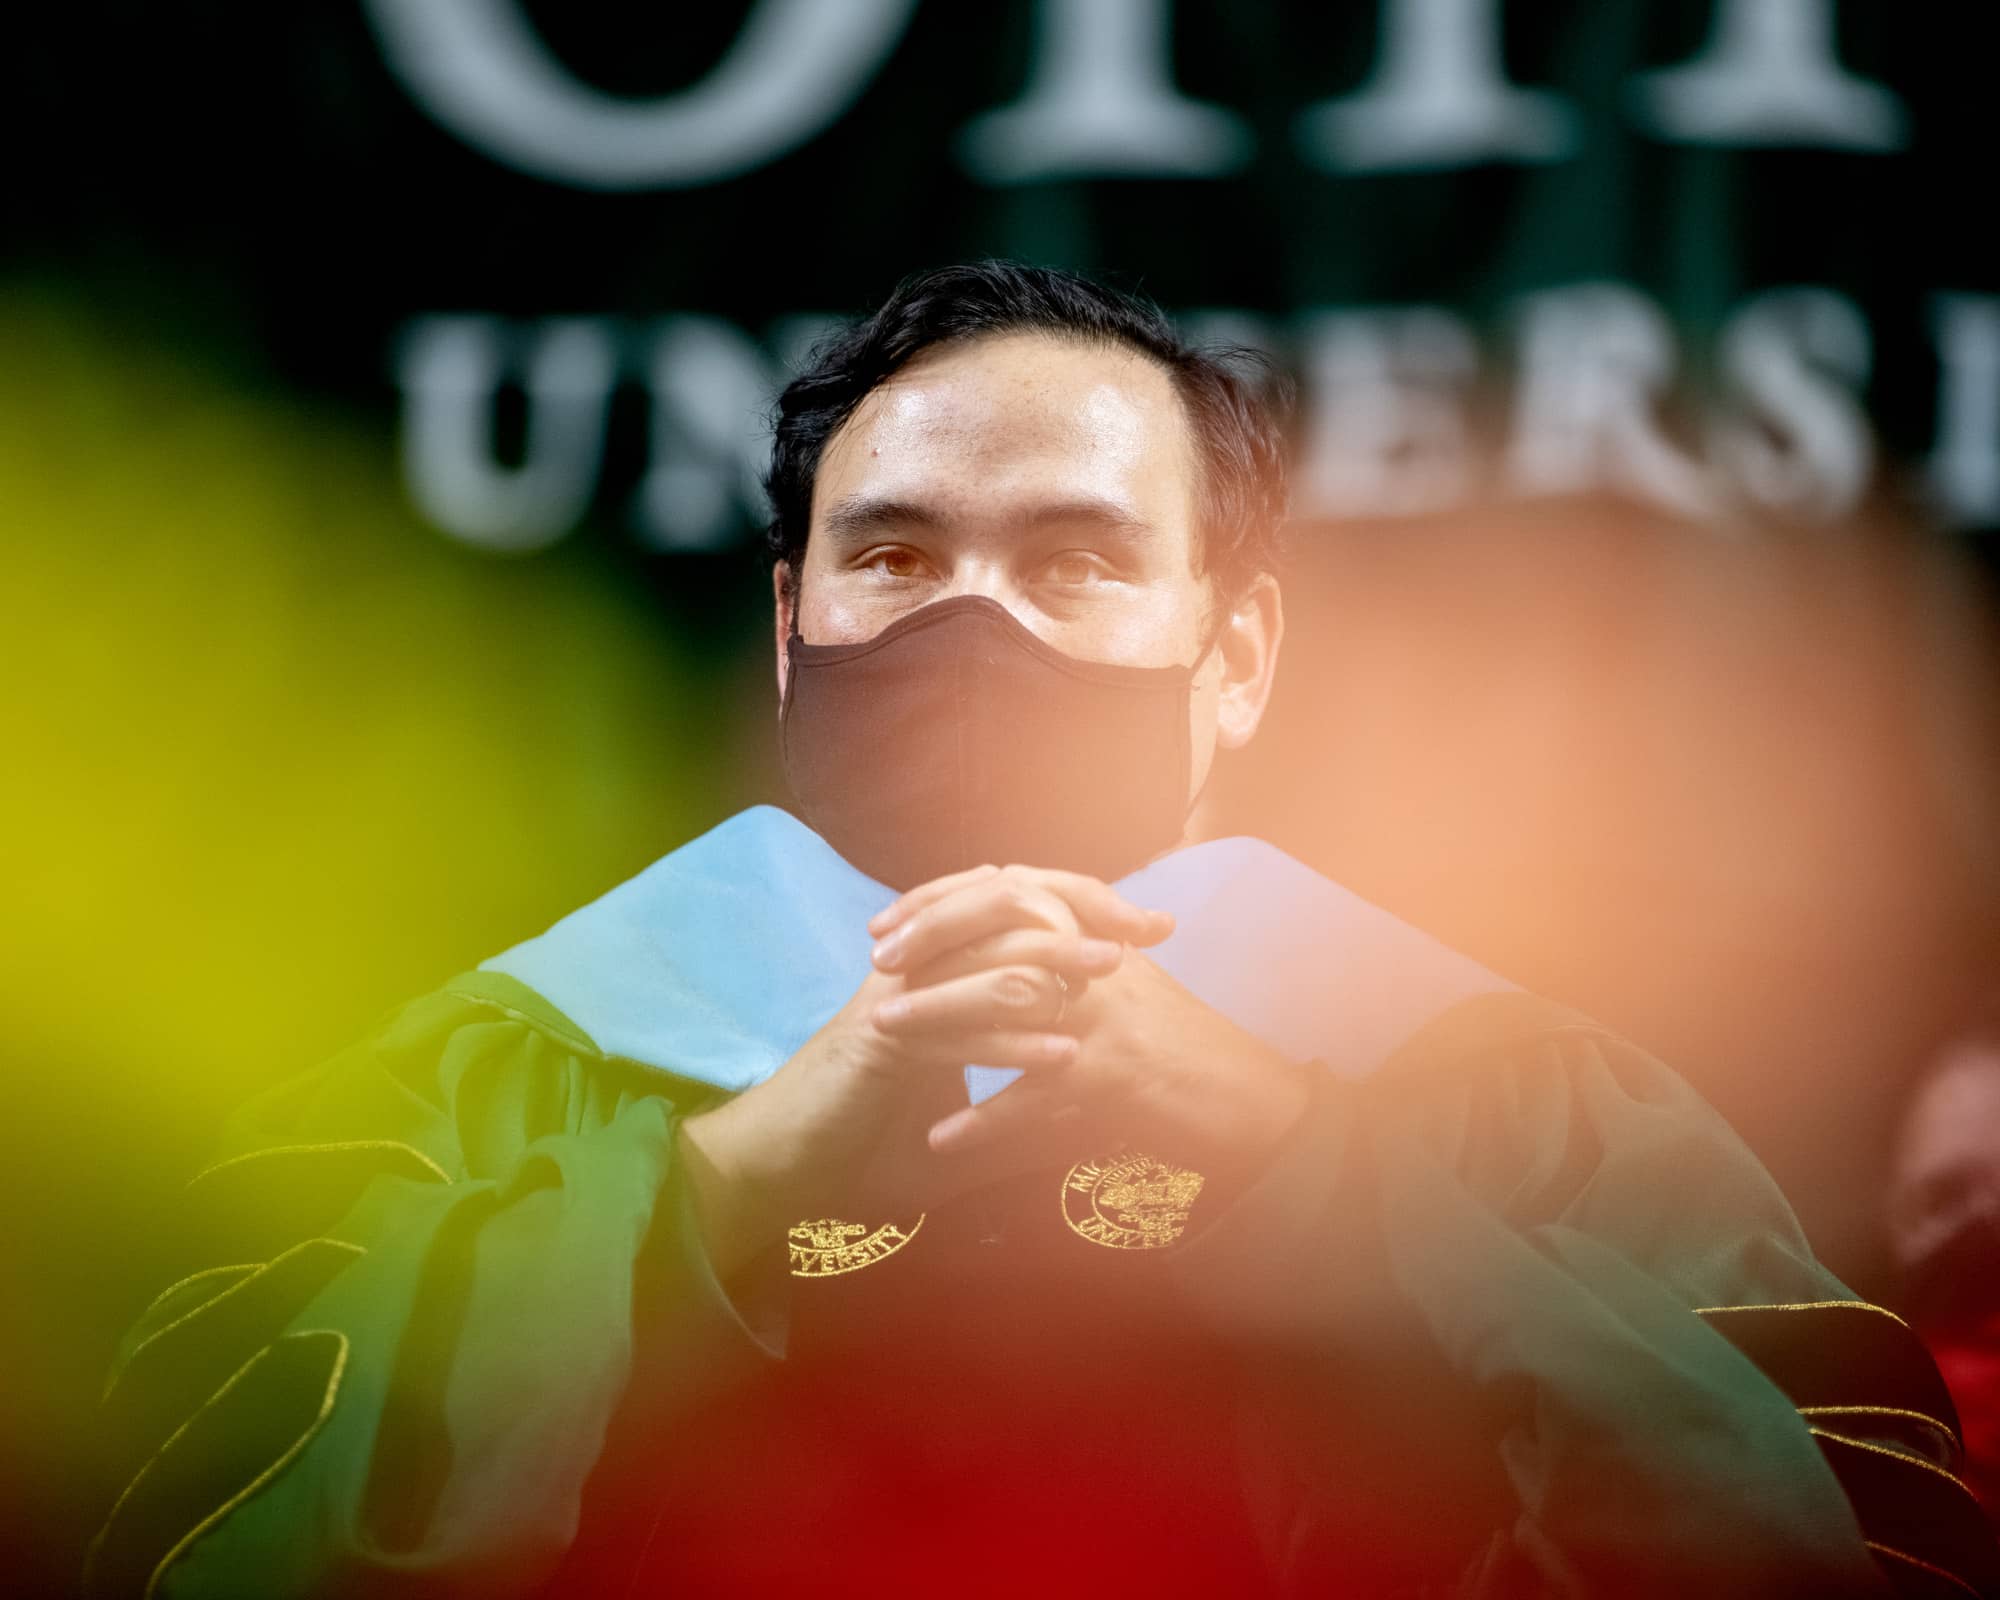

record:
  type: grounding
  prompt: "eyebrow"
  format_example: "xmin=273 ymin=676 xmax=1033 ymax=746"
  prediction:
xmin=817 ymin=495 xmax=1157 ymax=549
xmin=818 ymin=496 xmax=946 ymax=545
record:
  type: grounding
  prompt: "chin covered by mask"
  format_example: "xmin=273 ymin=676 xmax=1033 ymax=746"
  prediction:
xmin=780 ymin=595 xmax=1208 ymax=891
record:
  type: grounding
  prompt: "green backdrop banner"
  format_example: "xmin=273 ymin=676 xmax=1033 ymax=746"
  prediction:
xmin=10 ymin=1 xmax=1995 ymax=567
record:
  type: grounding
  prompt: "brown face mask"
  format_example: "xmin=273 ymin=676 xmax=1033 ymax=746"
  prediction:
xmin=780 ymin=595 xmax=1205 ymax=891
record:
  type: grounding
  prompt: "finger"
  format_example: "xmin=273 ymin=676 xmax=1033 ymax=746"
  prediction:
xmin=873 ymin=867 xmax=1173 ymax=957
xmin=866 ymin=864 xmax=1000 ymax=937
xmin=875 ymin=966 xmax=1070 ymax=1038
xmin=907 ymin=930 xmax=1123 ymax=989
xmin=1023 ymin=868 xmax=1176 ymax=947
xmin=888 ymin=1029 xmax=1077 ymax=1072
xmin=873 ymin=879 xmax=1078 ymax=972
xmin=928 ymin=1078 xmax=1072 ymax=1155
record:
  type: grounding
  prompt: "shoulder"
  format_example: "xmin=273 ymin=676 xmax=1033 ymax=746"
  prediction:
xmin=1380 ymin=989 xmax=1641 ymax=1076
xmin=1361 ymin=989 xmax=1835 ymax=1304
xmin=216 ymin=971 xmax=724 ymax=1186
xmin=1374 ymin=989 xmax=1724 ymax=1131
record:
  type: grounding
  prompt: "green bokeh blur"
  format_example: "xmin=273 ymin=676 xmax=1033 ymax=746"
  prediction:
xmin=0 ymin=285 xmax=763 ymax=1584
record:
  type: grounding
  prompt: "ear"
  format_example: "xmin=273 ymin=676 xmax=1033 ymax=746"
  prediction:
xmin=1212 ymin=573 xmax=1283 ymax=751
xmin=772 ymin=562 xmax=797 ymax=704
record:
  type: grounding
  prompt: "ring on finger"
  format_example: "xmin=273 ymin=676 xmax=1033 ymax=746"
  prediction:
xmin=1052 ymin=971 xmax=1072 ymax=1027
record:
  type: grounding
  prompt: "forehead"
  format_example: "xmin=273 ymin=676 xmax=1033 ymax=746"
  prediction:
xmin=811 ymin=331 xmax=1197 ymax=533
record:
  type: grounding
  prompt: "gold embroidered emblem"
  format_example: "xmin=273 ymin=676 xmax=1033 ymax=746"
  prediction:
xmin=787 ymin=1214 xmax=925 ymax=1277
xmin=1061 ymin=1150 xmax=1205 ymax=1250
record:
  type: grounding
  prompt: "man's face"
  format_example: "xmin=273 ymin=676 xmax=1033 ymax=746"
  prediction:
xmin=1890 ymin=1038 xmax=2000 ymax=1277
xmin=776 ymin=330 xmax=1280 ymax=809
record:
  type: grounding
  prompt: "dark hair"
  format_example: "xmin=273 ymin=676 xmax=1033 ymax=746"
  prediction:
xmin=764 ymin=261 xmax=1291 ymax=602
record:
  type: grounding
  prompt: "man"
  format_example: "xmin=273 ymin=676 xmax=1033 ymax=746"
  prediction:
xmin=86 ymin=264 xmax=1993 ymax=1598
xmin=1890 ymin=999 xmax=2000 ymax=1526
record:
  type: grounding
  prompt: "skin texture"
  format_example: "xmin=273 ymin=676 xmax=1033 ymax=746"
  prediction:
xmin=679 ymin=331 xmax=1298 ymax=1281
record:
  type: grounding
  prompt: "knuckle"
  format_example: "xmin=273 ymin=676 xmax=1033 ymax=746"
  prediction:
xmin=994 ymin=968 xmax=1041 ymax=1009
xmin=1003 ymin=885 xmax=1042 ymax=919
xmin=1020 ymin=932 xmax=1060 ymax=963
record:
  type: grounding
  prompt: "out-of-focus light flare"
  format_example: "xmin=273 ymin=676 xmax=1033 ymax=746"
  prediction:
xmin=1213 ymin=495 xmax=2000 ymax=1292
xmin=0 ymin=285 xmax=737 ymax=1582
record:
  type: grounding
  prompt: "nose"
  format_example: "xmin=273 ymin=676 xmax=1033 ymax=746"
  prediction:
xmin=938 ymin=557 xmax=1013 ymax=607
xmin=935 ymin=560 xmax=1046 ymax=637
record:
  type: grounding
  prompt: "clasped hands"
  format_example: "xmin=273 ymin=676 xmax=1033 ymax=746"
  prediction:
xmin=677 ymin=862 xmax=1310 ymax=1279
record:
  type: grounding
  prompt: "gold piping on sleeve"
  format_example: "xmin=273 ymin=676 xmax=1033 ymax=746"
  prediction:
xmin=142 ymin=1330 xmax=350 ymax=1600
xmin=188 ymin=1139 xmax=453 ymax=1191
xmin=105 ymin=1265 xmax=259 ymax=1402
xmin=1807 ymin=1428 xmax=1982 ymax=1502
xmin=1863 ymin=1539 xmax=1983 ymax=1599
xmin=1796 ymin=1404 xmax=1963 ymax=1452
xmin=1693 ymin=1299 xmax=1912 ymax=1329
xmin=86 ymin=1329 xmax=349 ymax=1600
xmin=103 ymin=1240 xmax=364 ymax=1407
xmin=133 ymin=1264 xmax=260 ymax=1327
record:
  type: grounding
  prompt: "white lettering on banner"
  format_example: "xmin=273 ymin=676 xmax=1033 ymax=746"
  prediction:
xmin=634 ymin=318 xmax=785 ymax=551
xmin=1629 ymin=0 xmax=1908 ymax=151
xmin=360 ymin=0 xmax=916 ymax=190
xmin=359 ymin=0 xmax=1930 ymax=185
xmin=1296 ymin=0 xmax=1576 ymax=173
xmin=1507 ymin=284 xmax=1716 ymax=518
xmin=395 ymin=316 xmax=616 ymax=552
xmin=394 ymin=291 xmax=1994 ymax=553
xmin=1929 ymin=296 xmax=2000 ymax=526
xmin=959 ymin=0 xmax=1251 ymax=181
xmin=1296 ymin=309 xmax=1478 ymax=517
xmin=1176 ymin=310 xmax=1280 ymax=357
xmin=1712 ymin=288 xmax=1873 ymax=519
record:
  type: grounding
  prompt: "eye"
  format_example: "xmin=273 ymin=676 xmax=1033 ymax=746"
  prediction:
xmin=860 ymin=546 xmax=932 ymax=580
xmin=1038 ymin=550 xmax=1111 ymax=587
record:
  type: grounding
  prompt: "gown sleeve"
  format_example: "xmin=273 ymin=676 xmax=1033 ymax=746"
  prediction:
xmin=83 ymin=970 xmax=780 ymax=1600
xmin=1174 ymin=991 xmax=1994 ymax=1598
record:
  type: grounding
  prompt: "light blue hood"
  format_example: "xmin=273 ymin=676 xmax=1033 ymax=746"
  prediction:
xmin=483 ymin=805 xmax=1511 ymax=1102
